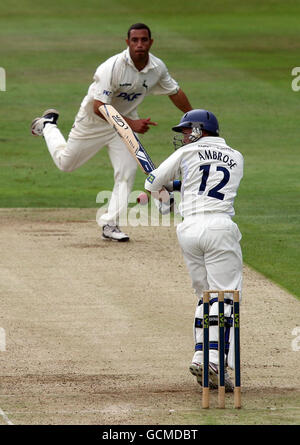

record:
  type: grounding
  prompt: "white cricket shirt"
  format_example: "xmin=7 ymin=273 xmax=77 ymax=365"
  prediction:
xmin=80 ymin=48 xmax=179 ymax=119
xmin=145 ymin=137 xmax=244 ymax=217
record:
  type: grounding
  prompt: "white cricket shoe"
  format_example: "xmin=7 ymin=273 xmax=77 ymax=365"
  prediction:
xmin=102 ymin=224 xmax=130 ymax=242
xmin=207 ymin=362 xmax=234 ymax=393
xmin=31 ymin=109 xmax=59 ymax=136
xmin=189 ymin=362 xmax=218 ymax=390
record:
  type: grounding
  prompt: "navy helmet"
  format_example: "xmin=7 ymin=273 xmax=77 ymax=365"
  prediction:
xmin=172 ymin=109 xmax=219 ymax=136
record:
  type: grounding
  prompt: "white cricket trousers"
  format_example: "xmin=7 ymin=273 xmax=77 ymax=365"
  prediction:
xmin=176 ymin=213 xmax=243 ymax=369
xmin=43 ymin=113 xmax=137 ymax=226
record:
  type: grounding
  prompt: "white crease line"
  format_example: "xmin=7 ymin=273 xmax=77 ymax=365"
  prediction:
xmin=0 ymin=408 xmax=14 ymax=425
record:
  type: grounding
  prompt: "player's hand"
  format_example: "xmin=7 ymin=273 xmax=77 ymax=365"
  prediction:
xmin=132 ymin=118 xmax=157 ymax=134
xmin=151 ymin=188 xmax=170 ymax=203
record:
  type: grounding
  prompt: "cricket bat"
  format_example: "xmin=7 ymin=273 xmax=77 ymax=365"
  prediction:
xmin=99 ymin=104 xmax=174 ymax=214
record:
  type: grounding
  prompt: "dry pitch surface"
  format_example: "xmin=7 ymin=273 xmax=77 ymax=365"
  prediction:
xmin=0 ymin=209 xmax=299 ymax=425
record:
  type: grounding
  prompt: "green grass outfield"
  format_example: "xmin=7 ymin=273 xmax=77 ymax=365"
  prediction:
xmin=1 ymin=0 xmax=300 ymax=301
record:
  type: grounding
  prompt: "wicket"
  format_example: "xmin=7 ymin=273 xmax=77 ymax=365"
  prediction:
xmin=202 ymin=290 xmax=241 ymax=409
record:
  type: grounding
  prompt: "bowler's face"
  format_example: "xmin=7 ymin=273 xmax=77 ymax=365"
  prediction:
xmin=126 ymin=29 xmax=153 ymax=64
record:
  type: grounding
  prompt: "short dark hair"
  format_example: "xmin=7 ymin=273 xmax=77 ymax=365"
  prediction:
xmin=127 ymin=23 xmax=152 ymax=39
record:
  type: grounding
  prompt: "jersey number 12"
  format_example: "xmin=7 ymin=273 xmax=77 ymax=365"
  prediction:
xmin=199 ymin=164 xmax=230 ymax=200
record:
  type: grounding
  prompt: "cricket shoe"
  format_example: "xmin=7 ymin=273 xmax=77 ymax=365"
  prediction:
xmin=31 ymin=109 xmax=59 ymax=136
xmin=207 ymin=362 xmax=234 ymax=393
xmin=189 ymin=362 xmax=218 ymax=390
xmin=102 ymin=224 xmax=130 ymax=242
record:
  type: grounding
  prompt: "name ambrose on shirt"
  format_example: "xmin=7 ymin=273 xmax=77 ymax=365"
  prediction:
xmin=198 ymin=149 xmax=237 ymax=169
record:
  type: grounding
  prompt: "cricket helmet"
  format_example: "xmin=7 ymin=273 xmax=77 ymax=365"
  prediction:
xmin=172 ymin=109 xmax=219 ymax=138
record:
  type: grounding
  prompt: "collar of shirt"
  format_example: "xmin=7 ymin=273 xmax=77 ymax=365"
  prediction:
xmin=199 ymin=136 xmax=227 ymax=145
xmin=123 ymin=48 xmax=158 ymax=73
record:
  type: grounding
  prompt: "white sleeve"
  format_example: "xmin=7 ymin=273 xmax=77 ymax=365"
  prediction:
xmin=92 ymin=57 xmax=118 ymax=104
xmin=145 ymin=150 xmax=182 ymax=192
xmin=149 ymin=62 xmax=179 ymax=96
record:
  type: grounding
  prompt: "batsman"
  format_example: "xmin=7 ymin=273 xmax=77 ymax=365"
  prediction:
xmin=145 ymin=109 xmax=244 ymax=392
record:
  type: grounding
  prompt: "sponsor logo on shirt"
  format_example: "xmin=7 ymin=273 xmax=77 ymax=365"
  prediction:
xmin=117 ymin=92 xmax=142 ymax=101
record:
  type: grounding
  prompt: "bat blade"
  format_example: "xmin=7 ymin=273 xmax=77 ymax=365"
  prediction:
xmin=99 ymin=104 xmax=155 ymax=173
xmin=99 ymin=103 xmax=174 ymax=214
